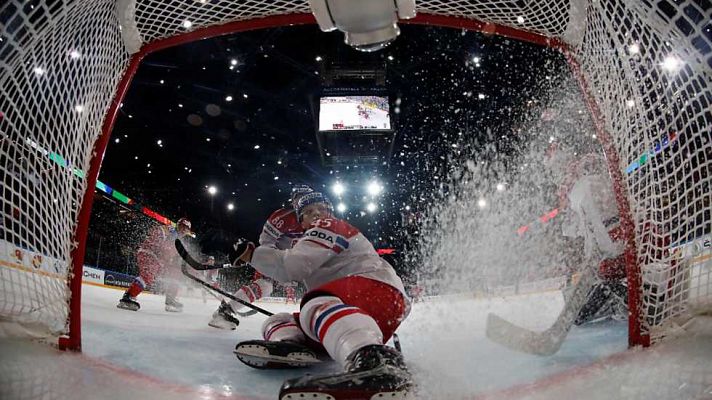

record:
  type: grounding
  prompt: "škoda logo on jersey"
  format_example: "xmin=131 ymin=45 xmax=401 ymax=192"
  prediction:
xmin=307 ymin=230 xmax=334 ymax=243
xmin=307 ymin=229 xmax=350 ymax=254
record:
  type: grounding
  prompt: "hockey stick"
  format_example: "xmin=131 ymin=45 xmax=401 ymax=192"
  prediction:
xmin=176 ymin=240 xmax=265 ymax=317
xmin=197 ymin=276 xmax=259 ymax=317
xmin=175 ymin=239 xmax=229 ymax=270
xmin=236 ymin=309 xmax=259 ymax=317
xmin=181 ymin=263 xmax=273 ymax=316
xmin=485 ymin=260 xmax=598 ymax=356
xmin=201 ymin=285 xmax=222 ymax=301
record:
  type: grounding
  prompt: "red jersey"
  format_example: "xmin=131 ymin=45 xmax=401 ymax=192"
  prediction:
xmin=137 ymin=224 xmax=180 ymax=266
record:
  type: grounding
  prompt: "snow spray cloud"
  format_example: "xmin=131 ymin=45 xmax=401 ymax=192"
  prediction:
xmin=415 ymin=72 xmax=603 ymax=297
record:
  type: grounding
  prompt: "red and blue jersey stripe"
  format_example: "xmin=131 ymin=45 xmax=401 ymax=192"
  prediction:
xmin=312 ymin=303 xmax=364 ymax=342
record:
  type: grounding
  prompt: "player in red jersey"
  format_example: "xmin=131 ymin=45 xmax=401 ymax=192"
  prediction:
xmin=208 ymin=185 xmax=313 ymax=329
xmin=117 ymin=218 xmax=192 ymax=312
xmin=230 ymin=192 xmax=412 ymax=399
xmin=284 ymin=284 xmax=297 ymax=304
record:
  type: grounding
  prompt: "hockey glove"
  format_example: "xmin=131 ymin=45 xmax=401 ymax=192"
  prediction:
xmin=229 ymin=238 xmax=255 ymax=267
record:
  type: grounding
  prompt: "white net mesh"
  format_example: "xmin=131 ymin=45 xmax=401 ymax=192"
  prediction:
xmin=0 ymin=0 xmax=130 ymax=338
xmin=134 ymin=0 xmax=311 ymax=44
xmin=0 ymin=0 xmax=709 ymax=347
xmin=573 ymin=0 xmax=711 ymax=343
xmin=418 ymin=0 xmax=574 ymax=36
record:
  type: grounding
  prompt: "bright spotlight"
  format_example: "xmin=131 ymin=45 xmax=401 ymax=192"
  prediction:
xmin=336 ymin=202 xmax=347 ymax=213
xmin=332 ymin=182 xmax=345 ymax=196
xmin=367 ymin=181 xmax=382 ymax=196
xmin=227 ymin=203 xmax=234 ymax=211
xmin=661 ymin=55 xmax=682 ymax=72
xmin=477 ymin=198 xmax=487 ymax=209
xmin=366 ymin=202 xmax=377 ymax=213
xmin=496 ymin=183 xmax=506 ymax=192
xmin=207 ymin=186 xmax=218 ymax=195
xmin=628 ymin=43 xmax=640 ymax=54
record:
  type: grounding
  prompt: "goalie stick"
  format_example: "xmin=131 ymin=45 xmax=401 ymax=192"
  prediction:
xmin=176 ymin=240 xmax=274 ymax=317
xmin=485 ymin=259 xmax=598 ymax=356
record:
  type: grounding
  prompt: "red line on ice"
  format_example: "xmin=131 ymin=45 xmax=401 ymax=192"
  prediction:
xmin=475 ymin=350 xmax=640 ymax=399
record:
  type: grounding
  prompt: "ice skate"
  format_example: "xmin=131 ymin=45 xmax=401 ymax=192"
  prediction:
xmin=164 ymin=296 xmax=183 ymax=312
xmin=116 ymin=292 xmax=140 ymax=311
xmin=610 ymin=290 xmax=629 ymax=321
xmin=575 ymin=280 xmax=628 ymax=325
xmin=278 ymin=344 xmax=413 ymax=400
xmin=234 ymin=340 xmax=325 ymax=369
xmin=209 ymin=300 xmax=240 ymax=330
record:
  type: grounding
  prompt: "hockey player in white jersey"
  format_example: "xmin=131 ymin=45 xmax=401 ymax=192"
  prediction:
xmin=229 ymin=191 xmax=412 ymax=399
xmin=208 ymin=185 xmax=313 ymax=329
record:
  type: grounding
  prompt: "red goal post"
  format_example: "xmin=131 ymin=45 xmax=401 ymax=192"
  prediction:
xmin=0 ymin=0 xmax=709 ymax=351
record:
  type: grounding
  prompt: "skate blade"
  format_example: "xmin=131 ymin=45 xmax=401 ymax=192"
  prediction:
xmin=208 ymin=321 xmax=237 ymax=330
xmin=234 ymin=344 xmax=321 ymax=369
xmin=116 ymin=303 xmax=139 ymax=311
xmin=281 ymin=392 xmax=334 ymax=400
xmin=165 ymin=306 xmax=183 ymax=312
xmin=235 ymin=353 xmax=320 ymax=369
xmin=280 ymin=389 xmax=414 ymax=400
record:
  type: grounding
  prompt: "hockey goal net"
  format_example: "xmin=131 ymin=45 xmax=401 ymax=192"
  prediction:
xmin=0 ymin=0 xmax=709 ymax=350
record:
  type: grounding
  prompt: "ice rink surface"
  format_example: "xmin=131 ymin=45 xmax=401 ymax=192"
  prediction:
xmin=2 ymin=284 xmax=711 ymax=400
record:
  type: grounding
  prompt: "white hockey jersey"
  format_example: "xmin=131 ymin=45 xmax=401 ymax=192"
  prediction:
xmin=259 ymin=207 xmax=304 ymax=250
xmin=251 ymin=218 xmax=407 ymax=297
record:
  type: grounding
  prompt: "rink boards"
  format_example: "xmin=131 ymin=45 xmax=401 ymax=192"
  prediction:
xmin=1 ymin=234 xmax=710 ymax=311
